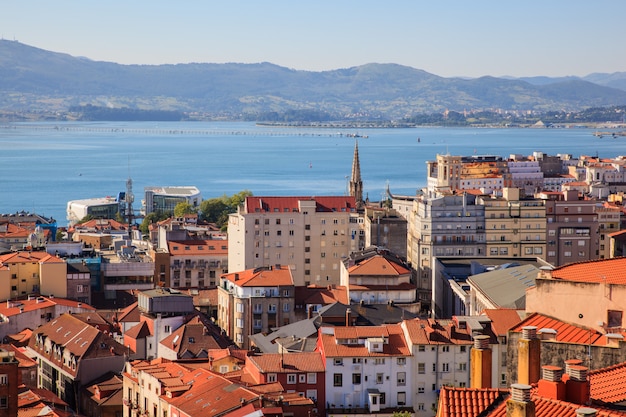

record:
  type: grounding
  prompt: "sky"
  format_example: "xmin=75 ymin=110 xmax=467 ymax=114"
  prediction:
xmin=2 ymin=1 xmax=626 ymax=78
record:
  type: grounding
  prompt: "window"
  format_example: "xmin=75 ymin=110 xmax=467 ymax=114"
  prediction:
xmin=333 ymin=373 xmax=342 ymax=387
xmin=460 ymin=345 xmax=467 ymax=353
xmin=164 ymin=325 xmax=171 ymax=333
xmin=397 ymin=372 xmax=406 ymax=386
xmin=287 ymin=374 xmax=296 ymax=384
xmin=307 ymin=373 xmax=316 ymax=384
xmin=0 ymin=396 xmax=6 ymax=409
xmin=236 ymin=303 xmax=244 ymax=313
xmin=397 ymin=392 xmax=406 ymax=406
xmin=352 ymin=373 xmax=361 ymax=385
xmin=442 ymin=346 xmax=450 ymax=352
xmin=418 ymin=345 xmax=425 ymax=352
xmin=418 ymin=363 xmax=425 ymax=374
xmin=236 ymin=318 xmax=244 ymax=329
xmin=418 ymin=382 xmax=425 ymax=393
xmin=442 ymin=363 xmax=450 ymax=373
xmin=299 ymin=374 xmax=306 ymax=383
xmin=376 ymin=373 xmax=384 ymax=384
xmin=0 ymin=375 xmax=7 ymax=385
xmin=459 ymin=362 xmax=467 ymax=371
xmin=334 ymin=358 xmax=343 ymax=366
xmin=418 ymin=403 xmax=425 ymax=411
xmin=267 ymin=373 xmax=277 ymax=383
xmin=397 ymin=357 xmax=406 ymax=365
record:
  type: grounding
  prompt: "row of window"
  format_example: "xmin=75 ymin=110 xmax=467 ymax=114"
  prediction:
xmin=266 ymin=373 xmax=317 ymax=384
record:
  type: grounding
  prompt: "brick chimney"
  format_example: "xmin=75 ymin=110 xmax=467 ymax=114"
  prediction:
xmin=518 ymin=326 xmax=541 ymax=385
xmin=537 ymin=365 xmax=565 ymax=400
xmin=566 ymin=365 xmax=590 ymax=405
xmin=471 ymin=335 xmax=492 ymax=388
xmin=506 ymin=384 xmax=535 ymax=417
xmin=345 ymin=308 xmax=351 ymax=327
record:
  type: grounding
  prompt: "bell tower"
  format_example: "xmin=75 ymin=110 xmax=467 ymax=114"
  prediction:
xmin=349 ymin=140 xmax=364 ymax=208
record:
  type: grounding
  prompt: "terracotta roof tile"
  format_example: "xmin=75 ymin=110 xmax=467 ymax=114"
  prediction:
xmin=402 ymin=318 xmax=476 ymax=346
xmin=589 ymin=362 xmax=626 ymax=403
xmin=347 ymin=255 xmax=410 ymax=276
xmin=245 ymin=196 xmax=357 ymax=213
xmin=223 ymin=265 xmax=294 ymax=287
xmin=549 ymin=258 xmax=626 ymax=285
xmin=438 ymin=386 xmax=508 ymax=417
xmin=168 ymin=239 xmax=228 ymax=255
xmin=511 ymin=313 xmax=607 ymax=345
xmin=319 ymin=324 xmax=411 ymax=357
xmin=482 ymin=309 xmax=524 ymax=337
xmin=247 ymin=352 xmax=325 ymax=373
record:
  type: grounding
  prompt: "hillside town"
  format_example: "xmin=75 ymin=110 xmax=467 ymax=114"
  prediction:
xmin=4 ymin=143 xmax=626 ymax=417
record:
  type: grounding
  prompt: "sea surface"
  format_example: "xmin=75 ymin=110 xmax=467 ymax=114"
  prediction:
xmin=1 ymin=121 xmax=624 ymax=226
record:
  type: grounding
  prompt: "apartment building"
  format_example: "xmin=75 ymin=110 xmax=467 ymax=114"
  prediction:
xmin=0 ymin=250 xmax=67 ymax=300
xmin=218 ymin=265 xmax=296 ymax=349
xmin=477 ymin=188 xmax=547 ymax=259
xmin=164 ymin=239 xmax=227 ymax=288
xmin=317 ymin=324 xmax=413 ymax=415
xmin=408 ymin=193 xmax=486 ymax=314
xmin=228 ymin=196 xmax=364 ymax=287
xmin=142 ymin=186 xmax=201 ymax=216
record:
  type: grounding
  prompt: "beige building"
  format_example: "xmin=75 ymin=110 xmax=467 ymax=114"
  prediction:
xmin=478 ymin=188 xmax=547 ymax=259
xmin=228 ymin=196 xmax=364 ymax=287
xmin=217 ymin=265 xmax=296 ymax=349
xmin=166 ymin=239 xmax=228 ymax=288
xmin=0 ymin=250 xmax=67 ymax=300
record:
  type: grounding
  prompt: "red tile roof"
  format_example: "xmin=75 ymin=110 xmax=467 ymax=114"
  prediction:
xmin=482 ymin=309 xmax=524 ymax=337
xmin=347 ymin=255 xmax=410 ymax=276
xmin=0 ymin=296 xmax=94 ymax=318
xmin=511 ymin=313 xmax=607 ymax=346
xmin=247 ymin=352 xmax=325 ymax=373
xmin=222 ymin=265 xmax=294 ymax=287
xmin=244 ymin=196 xmax=357 ymax=213
xmin=295 ymin=285 xmax=349 ymax=305
xmin=318 ymin=324 xmax=411 ymax=357
xmin=402 ymin=318 xmax=475 ymax=346
xmin=0 ymin=251 xmax=64 ymax=264
xmin=549 ymin=258 xmax=626 ymax=285
xmin=589 ymin=362 xmax=626 ymax=403
xmin=437 ymin=386 xmax=508 ymax=417
xmin=168 ymin=240 xmax=228 ymax=255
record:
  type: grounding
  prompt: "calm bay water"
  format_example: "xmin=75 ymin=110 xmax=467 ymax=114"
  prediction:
xmin=1 ymin=121 xmax=624 ymax=226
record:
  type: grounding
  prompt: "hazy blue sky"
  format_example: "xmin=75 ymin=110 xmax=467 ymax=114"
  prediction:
xmin=3 ymin=1 xmax=625 ymax=78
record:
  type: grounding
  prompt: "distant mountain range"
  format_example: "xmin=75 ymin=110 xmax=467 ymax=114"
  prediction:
xmin=1 ymin=40 xmax=626 ymax=120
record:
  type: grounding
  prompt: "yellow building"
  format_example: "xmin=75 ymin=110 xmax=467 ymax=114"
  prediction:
xmin=0 ymin=251 xmax=67 ymax=300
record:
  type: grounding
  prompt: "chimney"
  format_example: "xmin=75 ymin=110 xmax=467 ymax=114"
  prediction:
xmin=566 ymin=365 xmax=590 ymax=405
xmin=564 ymin=359 xmax=583 ymax=377
xmin=506 ymin=384 xmax=535 ymax=417
xmin=575 ymin=408 xmax=597 ymax=417
xmin=471 ymin=335 xmax=492 ymax=388
xmin=307 ymin=305 xmax=313 ymax=320
xmin=538 ymin=328 xmax=557 ymax=341
xmin=537 ymin=365 xmax=565 ymax=400
xmin=345 ymin=308 xmax=351 ymax=327
xmin=518 ymin=326 xmax=541 ymax=385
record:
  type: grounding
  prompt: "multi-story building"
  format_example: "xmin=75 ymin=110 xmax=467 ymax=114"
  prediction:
xmin=245 ymin=352 xmax=326 ymax=414
xmin=0 ymin=250 xmax=67 ymax=300
xmin=341 ymin=247 xmax=415 ymax=305
xmin=66 ymin=262 xmax=91 ymax=304
xmin=165 ymin=239 xmax=227 ymax=288
xmin=478 ymin=187 xmax=547 ymax=259
xmin=218 ymin=265 xmax=296 ymax=349
xmin=27 ymin=313 xmax=127 ymax=412
xmin=66 ymin=196 xmax=121 ymax=225
xmin=0 ymin=348 xmax=19 ymax=416
xmin=408 ymin=193 xmax=486 ymax=314
xmin=540 ymin=190 xmax=620 ymax=266
xmin=142 ymin=186 xmax=201 ymax=216
xmin=507 ymin=154 xmax=544 ymax=195
xmin=317 ymin=324 xmax=412 ymax=414
xmin=228 ymin=196 xmax=364 ymax=286
xmin=363 ymin=206 xmax=407 ymax=259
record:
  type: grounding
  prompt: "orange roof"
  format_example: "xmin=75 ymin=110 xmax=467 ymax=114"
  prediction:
xmin=0 ymin=296 xmax=93 ymax=318
xmin=296 ymin=285 xmax=349 ymax=305
xmin=222 ymin=265 xmax=294 ymax=287
xmin=589 ymin=362 xmax=626 ymax=403
xmin=482 ymin=309 xmax=524 ymax=337
xmin=402 ymin=318 xmax=475 ymax=346
xmin=487 ymin=393 xmax=626 ymax=417
xmin=168 ymin=240 xmax=228 ymax=255
xmin=549 ymin=258 xmax=626 ymax=285
xmin=0 ymin=250 xmax=64 ymax=264
xmin=437 ymin=386 xmax=508 ymax=417
xmin=347 ymin=254 xmax=410 ymax=276
xmin=245 ymin=196 xmax=357 ymax=213
xmin=511 ymin=313 xmax=607 ymax=345
xmin=318 ymin=324 xmax=410 ymax=357
xmin=247 ymin=352 xmax=325 ymax=373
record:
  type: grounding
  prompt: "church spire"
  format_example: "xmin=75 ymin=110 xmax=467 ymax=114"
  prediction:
xmin=349 ymin=140 xmax=364 ymax=208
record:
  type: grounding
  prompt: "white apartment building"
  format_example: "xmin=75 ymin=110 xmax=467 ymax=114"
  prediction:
xmin=142 ymin=186 xmax=202 ymax=215
xmin=317 ymin=324 xmax=413 ymax=414
xmin=228 ymin=196 xmax=364 ymax=287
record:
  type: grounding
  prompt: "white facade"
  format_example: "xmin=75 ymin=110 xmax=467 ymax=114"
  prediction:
xmin=142 ymin=186 xmax=202 ymax=215
xmin=66 ymin=197 xmax=120 ymax=224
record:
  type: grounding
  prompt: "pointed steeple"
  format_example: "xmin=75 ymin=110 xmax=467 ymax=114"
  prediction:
xmin=349 ymin=140 xmax=364 ymax=208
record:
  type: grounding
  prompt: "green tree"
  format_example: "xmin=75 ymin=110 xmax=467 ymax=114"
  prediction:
xmin=174 ymin=202 xmax=197 ymax=218
xmin=139 ymin=210 xmax=170 ymax=235
xmin=199 ymin=190 xmax=252 ymax=231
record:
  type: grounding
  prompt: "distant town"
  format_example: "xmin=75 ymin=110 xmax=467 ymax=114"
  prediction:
xmin=3 ymin=144 xmax=626 ymax=417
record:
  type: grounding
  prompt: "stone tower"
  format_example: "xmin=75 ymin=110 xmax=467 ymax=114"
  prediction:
xmin=349 ymin=140 xmax=364 ymax=208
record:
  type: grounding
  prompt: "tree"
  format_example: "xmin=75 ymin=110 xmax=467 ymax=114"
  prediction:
xmin=139 ymin=210 xmax=169 ymax=235
xmin=174 ymin=202 xmax=197 ymax=218
xmin=198 ymin=190 xmax=253 ymax=231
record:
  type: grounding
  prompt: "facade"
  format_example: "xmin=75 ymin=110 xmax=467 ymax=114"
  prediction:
xmin=66 ymin=197 xmax=121 ymax=225
xmin=142 ymin=186 xmax=202 ymax=216
xmin=0 ymin=250 xmax=66 ymax=300
xmin=27 ymin=313 xmax=127 ymax=411
xmin=66 ymin=262 xmax=91 ymax=304
xmin=228 ymin=196 xmax=364 ymax=287
xmin=166 ymin=240 xmax=228 ymax=289
xmin=363 ymin=206 xmax=407 ymax=259
xmin=218 ymin=265 xmax=296 ymax=349
xmin=408 ymin=193 xmax=486 ymax=314
xmin=317 ymin=324 xmax=412 ymax=414
xmin=0 ymin=348 xmax=19 ymax=416
xmin=341 ymin=248 xmax=416 ymax=305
